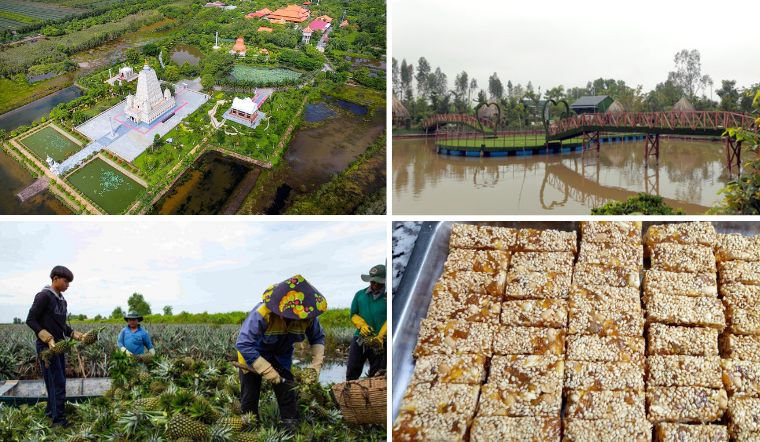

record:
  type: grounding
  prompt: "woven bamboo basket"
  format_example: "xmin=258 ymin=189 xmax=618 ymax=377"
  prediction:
xmin=331 ymin=375 xmax=386 ymax=425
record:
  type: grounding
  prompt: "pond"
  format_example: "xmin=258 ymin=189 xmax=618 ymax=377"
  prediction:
xmin=254 ymin=105 xmax=385 ymax=214
xmin=18 ymin=126 xmax=81 ymax=163
xmin=0 ymin=85 xmax=82 ymax=131
xmin=0 ymin=150 xmax=72 ymax=214
xmin=304 ymin=102 xmax=337 ymax=122
xmin=152 ymin=150 xmax=259 ymax=215
xmin=170 ymin=44 xmax=203 ymax=66
xmin=326 ymin=96 xmax=368 ymax=116
xmin=66 ymin=157 xmax=144 ymax=214
xmin=393 ymin=137 xmax=731 ymax=215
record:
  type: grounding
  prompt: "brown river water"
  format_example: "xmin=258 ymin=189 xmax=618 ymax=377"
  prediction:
xmin=393 ymin=137 xmax=732 ymax=215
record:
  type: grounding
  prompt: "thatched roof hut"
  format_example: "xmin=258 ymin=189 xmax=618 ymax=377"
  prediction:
xmin=477 ymin=104 xmax=499 ymax=119
xmin=672 ymin=97 xmax=695 ymax=112
xmin=392 ymin=96 xmax=410 ymax=120
xmin=606 ymin=99 xmax=626 ymax=113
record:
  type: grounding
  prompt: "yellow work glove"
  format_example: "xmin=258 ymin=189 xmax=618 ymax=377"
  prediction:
xmin=309 ymin=344 xmax=325 ymax=376
xmin=252 ymin=357 xmax=283 ymax=384
xmin=38 ymin=329 xmax=55 ymax=349
xmin=71 ymin=331 xmax=84 ymax=341
xmin=120 ymin=346 xmax=133 ymax=356
xmin=370 ymin=322 xmax=387 ymax=351
xmin=351 ymin=314 xmax=373 ymax=336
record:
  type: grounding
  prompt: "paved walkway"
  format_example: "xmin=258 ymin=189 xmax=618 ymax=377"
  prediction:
xmin=57 ymin=141 xmax=103 ymax=176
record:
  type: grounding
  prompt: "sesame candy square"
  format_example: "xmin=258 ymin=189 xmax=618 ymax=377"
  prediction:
xmin=644 ymin=222 xmax=717 ymax=249
xmin=568 ymin=287 xmax=644 ymax=336
xmin=722 ymin=359 xmax=760 ymax=396
xmin=721 ymin=335 xmax=760 ymax=361
xmin=392 ymin=410 xmax=470 ymax=442
xmin=728 ymin=396 xmax=760 ymax=435
xmin=500 ymin=299 xmax=567 ymax=328
xmin=515 ymin=228 xmax=577 ymax=252
xmin=645 ymin=293 xmax=726 ymax=330
xmin=718 ymin=261 xmax=760 ymax=286
xmin=647 ymin=324 xmax=719 ymax=356
xmin=414 ymin=319 xmax=494 ymax=357
xmin=566 ymin=335 xmax=645 ymax=365
xmin=426 ymin=290 xmax=501 ymax=323
xmin=577 ymin=242 xmax=643 ymax=268
xmin=579 ymin=221 xmax=642 ymax=244
xmin=477 ymin=384 xmax=561 ymax=417
xmin=509 ymin=251 xmax=575 ymax=273
xmin=469 ymin=416 xmax=561 ymax=442
xmin=647 ymin=356 xmax=723 ymax=388
xmin=492 ymin=326 xmax=565 ymax=356
xmin=409 ymin=354 xmax=488 ymax=385
xmin=397 ymin=382 xmax=481 ymax=417
xmin=646 ymin=387 xmax=728 ymax=423
xmin=487 ymin=355 xmax=564 ymax=391
xmin=433 ymin=271 xmax=507 ymax=299
xmin=565 ymin=390 xmax=646 ymax=421
xmin=443 ymin=249 xmax=510 ymax=274
xmin=655 ymin=423 xmax=728 ymax=442
xmin=504 ymin=270 xmax=572 ymax=300
xmin=564 ymin=361 xmax=645 ymax=391
xmin=573 ymin=263 xmax=640 ymax=289
xmin=449 ymin=223 xmax=516 ymax=250
xmin=715 ymin=233 xmax=760 ymax=263
xmin=643 ymin=270 xmax=717 ymax=298
xmin=563 ymin=418 xmax=653 ymax=442
xmin=726 ymin=305 xmax=760 ymax=335
xmin=720 ymin=284 xmax=760 ymax=309
xmin=650 ymin=243 xmax=716 ymax=274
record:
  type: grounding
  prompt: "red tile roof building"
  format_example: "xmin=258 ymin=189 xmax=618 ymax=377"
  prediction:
xmin=268 ymin=4 xmax=310 ymax=23
xmin=257 ymin=26 xmax=273 ymax=33
xmin=245 ymin=8 xmax=272 ymax=19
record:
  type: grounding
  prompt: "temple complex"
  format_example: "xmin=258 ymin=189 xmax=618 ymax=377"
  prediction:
xmin=124 ymin=64 xmax=176 ymax=125
xmin=268 ymin=4 xmax=309 ymax=23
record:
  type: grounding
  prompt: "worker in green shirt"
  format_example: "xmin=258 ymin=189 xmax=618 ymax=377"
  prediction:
xmin=346 ymin=264 xmax=387 ymax=380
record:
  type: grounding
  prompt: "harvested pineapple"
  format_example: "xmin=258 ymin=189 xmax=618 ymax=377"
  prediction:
xmin=166 ymin=414 xmax=209 ymax=440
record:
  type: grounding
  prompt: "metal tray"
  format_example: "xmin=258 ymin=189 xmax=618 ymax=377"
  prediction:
xmin=391 ymin=220 xmax=760 ymax=420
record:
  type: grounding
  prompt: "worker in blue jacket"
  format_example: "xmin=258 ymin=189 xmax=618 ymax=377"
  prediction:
xmin=235 ymin=275 xmax=327 ymax=434
xmin=117 ymin=311 xmax=155 ymax=357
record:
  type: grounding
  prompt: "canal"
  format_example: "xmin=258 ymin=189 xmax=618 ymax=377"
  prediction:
xmin=392 ymin=137 xmax=731 ymax=215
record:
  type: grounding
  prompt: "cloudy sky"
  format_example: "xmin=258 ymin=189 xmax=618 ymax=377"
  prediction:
xmin=0 ymin=220 xmax=386 ymax=323
xmin=393 ymin=0 xmax=760 ymax=94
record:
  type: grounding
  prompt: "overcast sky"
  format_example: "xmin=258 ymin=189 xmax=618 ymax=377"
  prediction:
xmin=0 ymin=220 xmax=386 ymax=323
xmin=393 ymin=0 xmax=760 ymax=94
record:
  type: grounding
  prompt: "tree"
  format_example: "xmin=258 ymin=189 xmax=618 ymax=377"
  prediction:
xmin=717 ymin=80 xmax=740 ymax=111
xmin=127 ymin=293 xmax=151 ymax=316
xmin=488 ymin=72 xmax=504 ymax=100
xmin=12 ymin=317 xmax=22 ymax=324
xmin=164 ymin=65 xmax=180 ymax=82
xmin=468 ymin=78 xmax=478 ymax=107
xmin=163 ymin=305 xmax=173 ymax=316
xmin=454 ymin=71 xmax=469 ymax=112
xmin=392 ymin=58 xmax=400 ymax=98
xmin=427 ymin=67 xmax=447 ymax=104
xmin=668 ymin=49 xmax=712 ymax=99
xmin=126 ymin=48 xmax=141 ymax=65
xmin=399 ymin=59 xmax=414 ymax=103
xmin=415 ymin=57 xmax=431 ymax=101
xmin=111 ymin=306 xmax=125 ymax=319
xmin=544 ymin=85 xmax=566 ymax=101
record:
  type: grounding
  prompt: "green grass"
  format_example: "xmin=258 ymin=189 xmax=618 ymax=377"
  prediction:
xmin=0 ymin=75 xmax=72 ymax=115
xmin=438 ymin=134 xmax=580 ymax=150
xmin=18 ymin=125 xmax=80 ymax=162
xmin=0 ymin=10 xmax=39 ymax=24
xmin=66 ymin=157 xmax=144 ymax=214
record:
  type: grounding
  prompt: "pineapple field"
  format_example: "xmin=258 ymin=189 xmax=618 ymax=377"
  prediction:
xmin=0 ymin=324 xmax=385 ymax=441
xmin=0 ymin=324 xmax=353 ymax=381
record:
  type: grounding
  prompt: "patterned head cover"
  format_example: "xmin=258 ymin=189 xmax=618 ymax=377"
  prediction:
xmin=262 ymin=274 xmax=328 ymax=320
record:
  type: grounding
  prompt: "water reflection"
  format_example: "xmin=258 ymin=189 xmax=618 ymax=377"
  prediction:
xmin=392 ymin=137 xmax=729 ymax=214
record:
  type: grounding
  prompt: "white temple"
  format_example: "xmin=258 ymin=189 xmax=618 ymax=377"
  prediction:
xmin=124 ymin=64 xmax=176 ymax=125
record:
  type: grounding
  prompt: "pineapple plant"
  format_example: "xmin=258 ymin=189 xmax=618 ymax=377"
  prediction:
xmin=39 ymin=339 xmax=77 ymax=365
xmin=166 ymin=414 xmax=209 ymax=440
xmin=234 ymin=432 xmax=259 ymax=442
xmin=208 ymin=424 xmax=234 ymax=442
xmin=216 ymin=413 xmax=255 ymax=433
xmin=133 ymin=397 xmax=161 ymax=411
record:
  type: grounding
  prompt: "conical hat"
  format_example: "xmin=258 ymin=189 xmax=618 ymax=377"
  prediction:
xmin=262 ymin=275 xmax=328 ymax=319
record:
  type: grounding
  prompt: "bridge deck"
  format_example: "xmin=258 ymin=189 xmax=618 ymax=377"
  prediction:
xmin=16 ymin=177 xmax=49 ymax=203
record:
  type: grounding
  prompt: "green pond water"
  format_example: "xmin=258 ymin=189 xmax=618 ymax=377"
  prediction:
xmin=66 ymin=158 xmax=143 ymax=214
xmin=19 ymin=126 xmax=80 ymax=162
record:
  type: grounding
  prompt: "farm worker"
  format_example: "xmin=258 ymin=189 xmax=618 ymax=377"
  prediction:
xmin=117 ymin=311 xmax=155 ymax=357
xmin=25 ymin=265 xmax=87 ymax=428
xmin=346 ymin=264 xmax=387 ymax=381
xmin=235 ymin=275 xmax=326 ymax=434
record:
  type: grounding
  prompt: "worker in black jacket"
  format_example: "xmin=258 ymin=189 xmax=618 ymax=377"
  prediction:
xmin=25 ymin=265 xmax=85 ymax=428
